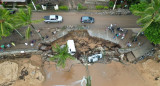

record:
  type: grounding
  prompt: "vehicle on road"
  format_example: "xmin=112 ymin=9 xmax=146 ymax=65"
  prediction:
xmin=88 ymin=54 xmax=102 ymax=63
xmin=44 ymin=15 xmax=63 ymax=23
xmin=67 ymin=40 xmax=76 ymax=55
xmin=81 ymin=16 xmax=94 ymax=23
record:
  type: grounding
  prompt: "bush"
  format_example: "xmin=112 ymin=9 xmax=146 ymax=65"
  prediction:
xmin=116 ymin=5 xmax=121 ymax=8
xmin=28 ymin=4 xmax=34 ymax=10
xmin=77 ymin=3 xmax=87 ymax=10
xmin=59 ymin=6 xmax=68 ymax=10
xmin=96 ymin=5 xmax=104 ymax=10
xmin=1 ymin=3 xmax=5 ymax=7
xmin=36 ymin=4 xmax=42 ymax=10
xmin=129 ymin=2 xmax=148 ymax=12
xmin=109 ymin=1 xmax=114 ymax=8
xmin=104 ymin=6 xmax=109 ymax=10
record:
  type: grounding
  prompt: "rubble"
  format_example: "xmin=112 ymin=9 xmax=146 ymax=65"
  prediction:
xmin=39 ymin=30 xmax=121 ymax=64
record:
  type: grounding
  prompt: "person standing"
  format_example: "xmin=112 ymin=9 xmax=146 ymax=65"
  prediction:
xmin=127 ymin=42 xmax=131 ymax=47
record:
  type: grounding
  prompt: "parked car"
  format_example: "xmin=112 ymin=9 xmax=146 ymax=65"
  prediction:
xmin=7 ymin=9 xmax=16 ymax=14
xmin=81 ymin=16 xmax=94 ymax=23
xmin=88 ymin=54 xmax=102 ymax=63
xmin=44 ymin=15 xmax=63 ymax=23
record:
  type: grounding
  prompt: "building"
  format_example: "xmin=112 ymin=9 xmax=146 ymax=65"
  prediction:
xmin=1 ymin=0 xmax=28 ymax=8
xmin=85 ymin=0 xmax=110 ymax=4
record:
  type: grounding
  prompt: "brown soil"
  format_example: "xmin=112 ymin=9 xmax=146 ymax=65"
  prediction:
xmin=137 ymin=59 xmax=160 ymax=86
xmin=52 ymin=30 xmax=120 ymax=57
xmin=0 ymin=55 xmax=44 ymax=86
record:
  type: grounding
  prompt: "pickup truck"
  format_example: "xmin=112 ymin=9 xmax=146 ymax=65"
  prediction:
xmin=44 ymin=15 xmax=63 ymax=23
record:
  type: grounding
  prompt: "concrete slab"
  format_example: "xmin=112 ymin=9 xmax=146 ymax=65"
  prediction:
xmin=132 ymin=41 xmax=153 ymax=59
xmin=127 ymin=52 xmax=136 ymax=62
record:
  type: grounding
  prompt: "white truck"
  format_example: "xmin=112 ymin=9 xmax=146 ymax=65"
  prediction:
xmin=44 ymin=15 xmax=63 ymax=23
xmin=67 ymin=40 xmax=76 ymax=55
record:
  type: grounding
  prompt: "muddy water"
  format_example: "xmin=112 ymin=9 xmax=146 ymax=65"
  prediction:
xmin=42 ymin=60 xmax=152 ymax=86
xmin=1 ymin=55 xmax=153 ymax=86
xmin=42 ymin=61 xmax=86 ymax=86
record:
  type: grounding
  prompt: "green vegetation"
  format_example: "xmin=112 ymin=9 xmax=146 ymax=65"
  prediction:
xmin=126 ymin=0 xmax=140 ymax=6
xmin=86 ymin=76 xmax=91 ymax=86
xmin=16 ymin=7 xmax=43 ymax=39
xmin=36 ymin=4 xmax=42 ymax=10
xmin=116 ymin=5 xmax=121 ymax=8
xmin=0 ymin=7 xmax=43 ymax=40
xmin=144 ymin=22 xmax=160 ymax=44
xmin=104 ymin=6 xmax=109 ymax=10
xmin=59 ymin=6 xmax=68 ymax=10
xmin=96 ymin=5 xmax=104 ymax=10
xmin=77 ymin=3 xmax=87 ymax=10
xmin=0 ymin=9 xmax=15 ymax=39
xmin=129 ymin=2 xmax=148 ymax=12
xmin=109 ymin=1 xmax=114 ymax=8
xmin=28 ymin=4 xmax=34 ymax=10
xmin=130 ymin=0 xmax=160 ymax=44
xmin=25 ymin=27 xmax=31 ymax=39
xmin=95 ymin=5 xmax=109 ymax=10
xmin=50 ymin=44 xmax=75 ymax=68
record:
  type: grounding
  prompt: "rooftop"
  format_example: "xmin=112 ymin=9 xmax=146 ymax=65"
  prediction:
xmin=2 ymin=0 xmax=26 ymax=2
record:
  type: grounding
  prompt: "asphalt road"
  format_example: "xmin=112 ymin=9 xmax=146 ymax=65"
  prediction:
xmin=32 ymin=11 xmax=140 ymax=29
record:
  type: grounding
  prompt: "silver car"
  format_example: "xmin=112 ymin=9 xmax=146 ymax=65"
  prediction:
xmin=88 ymin=54 xmax=102 ymax=63
xmin=44 ymin=15 xmax=63 ymax=23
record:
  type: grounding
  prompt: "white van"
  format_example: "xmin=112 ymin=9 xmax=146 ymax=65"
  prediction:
xmin=67 ymin=40 xmax=76 ymax=55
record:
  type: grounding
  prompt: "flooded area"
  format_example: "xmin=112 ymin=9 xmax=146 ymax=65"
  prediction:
xmin=42 ymin=59 xmax=153 ymax=86
xmin=0 ymin=55 xmax=160 ymax=86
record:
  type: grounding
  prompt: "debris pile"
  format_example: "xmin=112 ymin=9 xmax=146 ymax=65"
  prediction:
xmin=39 ymin=30 xmax=122 ymax=63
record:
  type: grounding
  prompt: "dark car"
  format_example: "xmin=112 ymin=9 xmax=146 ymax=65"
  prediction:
xmin=7 ymin=9 xmax=16 ymax=14
xmin=81 ymin=16 xmax=94 ymax=23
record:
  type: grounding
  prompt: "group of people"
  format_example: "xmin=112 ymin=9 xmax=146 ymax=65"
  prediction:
xmin=107 ymin=24 xmax=127 ymax=40
xmin=113 ymin=32 xmax=126 ymax=40
xmin=0 ymin=42 xmax=15 ymax=52
xmin=107 ymin=24 xmax=115 ymax=33
xmin=25 ymin=40 xmax=36 ymax=47
xmin=107 ymin=24 xmax=133 ymax=48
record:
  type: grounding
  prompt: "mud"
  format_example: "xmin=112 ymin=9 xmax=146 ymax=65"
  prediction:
xmin=50 ymin=30 xmax=121 ymax=61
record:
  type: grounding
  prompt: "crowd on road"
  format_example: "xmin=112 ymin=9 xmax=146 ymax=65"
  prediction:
xmin=0 ymin=42 xmax=15 ymax=52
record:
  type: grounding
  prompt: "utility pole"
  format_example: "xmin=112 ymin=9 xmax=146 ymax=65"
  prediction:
xmin=113 ymin=0 xmax=117 ymax=10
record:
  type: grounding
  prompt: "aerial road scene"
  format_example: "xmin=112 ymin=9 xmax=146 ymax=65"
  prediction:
xmin=0 ymin=0 xmax=160 ymax=86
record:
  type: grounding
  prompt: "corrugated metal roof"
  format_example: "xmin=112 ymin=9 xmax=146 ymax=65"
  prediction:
xmin=2 ymin=0 xmax=26 ymax=2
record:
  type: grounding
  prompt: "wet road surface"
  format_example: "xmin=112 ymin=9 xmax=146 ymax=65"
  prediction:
xmin=32 ymin=11 xmax=140 ymax=29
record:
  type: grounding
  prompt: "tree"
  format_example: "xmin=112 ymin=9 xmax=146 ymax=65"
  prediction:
xmin=0 ymin=9 xmax=20 ymax=39
xmin=132 ymin=0 xmax=160 ymax=30
xmin=15 ymin=6 xmax=43 ymax=40
xmin=144 ymin=22 xmax=160 ymax=44
xmin=129 ymin=2 xmax=148 ymax=12
xmin=130 ymin=0 xmax=160 ymax=43
xmin=127 ymin=0 xmax=140 ymax=6
xmin=50 ymin=44 xmax=75 ymax=68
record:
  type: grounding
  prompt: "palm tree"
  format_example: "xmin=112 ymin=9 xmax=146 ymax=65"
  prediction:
xmin=50 ymin=44 xmax=75 ymax=68
xmin=15 ymin=6 xmax=43 ymax=40
xmin=133 ymin=0 xmax=160 ymax=34
xmin=0 ymin=8 xmax=24 ymax=39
